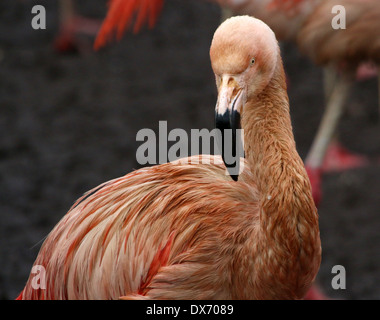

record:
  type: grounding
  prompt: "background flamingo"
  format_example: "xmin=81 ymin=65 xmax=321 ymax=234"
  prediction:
xmin=16 ymin=16 xmax=321 ymax=300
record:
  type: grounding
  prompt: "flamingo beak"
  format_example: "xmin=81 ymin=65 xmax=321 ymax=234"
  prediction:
xmin=215 ymin=75 xmax=245 ymax=181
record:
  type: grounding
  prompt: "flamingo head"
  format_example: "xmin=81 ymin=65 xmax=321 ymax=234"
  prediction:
xmin=210 ymin=16 xmax=279 ymax=180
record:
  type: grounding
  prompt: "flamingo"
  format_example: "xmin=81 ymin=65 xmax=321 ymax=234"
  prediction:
xmin=17 ymin=16 xmax=321 ymax=300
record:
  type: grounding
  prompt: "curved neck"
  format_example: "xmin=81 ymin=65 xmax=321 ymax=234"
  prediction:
xmin=241 ymin=56 xmax=320 ymax=298
xmin=243 ymin=57 xmax=298 ymax=196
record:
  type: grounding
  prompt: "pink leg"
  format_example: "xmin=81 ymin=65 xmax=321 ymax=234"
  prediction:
xmin=318 ymin=65 xmax=378 ymax=173
xmin=321 ymin=139 xmax=370 ymax=173
xmin=305 ymin=73 xmax=352 ymax=207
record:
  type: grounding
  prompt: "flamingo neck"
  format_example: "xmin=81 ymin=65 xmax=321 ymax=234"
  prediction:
xmin=241 ymin=57 xmax=321 ymax=298
xmin=243 ymin=57 xmax=296 ymax=195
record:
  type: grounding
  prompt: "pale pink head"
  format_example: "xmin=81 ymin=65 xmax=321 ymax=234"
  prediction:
xmin=210 ymin=16 xmax=280 ymax=180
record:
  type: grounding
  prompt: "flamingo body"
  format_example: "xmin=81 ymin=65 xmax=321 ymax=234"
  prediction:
xmin=19 ymin=156 xmax=260 ymax=299
xmin=18 ymin=156 xmax=319 ymax=300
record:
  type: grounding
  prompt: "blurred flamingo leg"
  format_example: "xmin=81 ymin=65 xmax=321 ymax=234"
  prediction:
xmin=54 ymin=0 xmax=102 ymax=53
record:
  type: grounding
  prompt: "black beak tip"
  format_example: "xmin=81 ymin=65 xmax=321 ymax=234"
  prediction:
xmin=230 ymin=174 xmax=239 ymax=182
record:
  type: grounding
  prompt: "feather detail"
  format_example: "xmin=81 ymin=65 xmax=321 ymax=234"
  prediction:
xmin=138 ymin=232 xmax=175 ymax=295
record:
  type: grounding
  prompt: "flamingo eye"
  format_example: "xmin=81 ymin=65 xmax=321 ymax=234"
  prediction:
xmin=250 ymin=58 xmax=256 ymax=65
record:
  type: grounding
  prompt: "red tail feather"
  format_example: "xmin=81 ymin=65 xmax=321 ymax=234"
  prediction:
xmin=133 ymin=0 xmax=150 ymax=34
xmin=94 ymin=0 xmax=164 ymax=50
